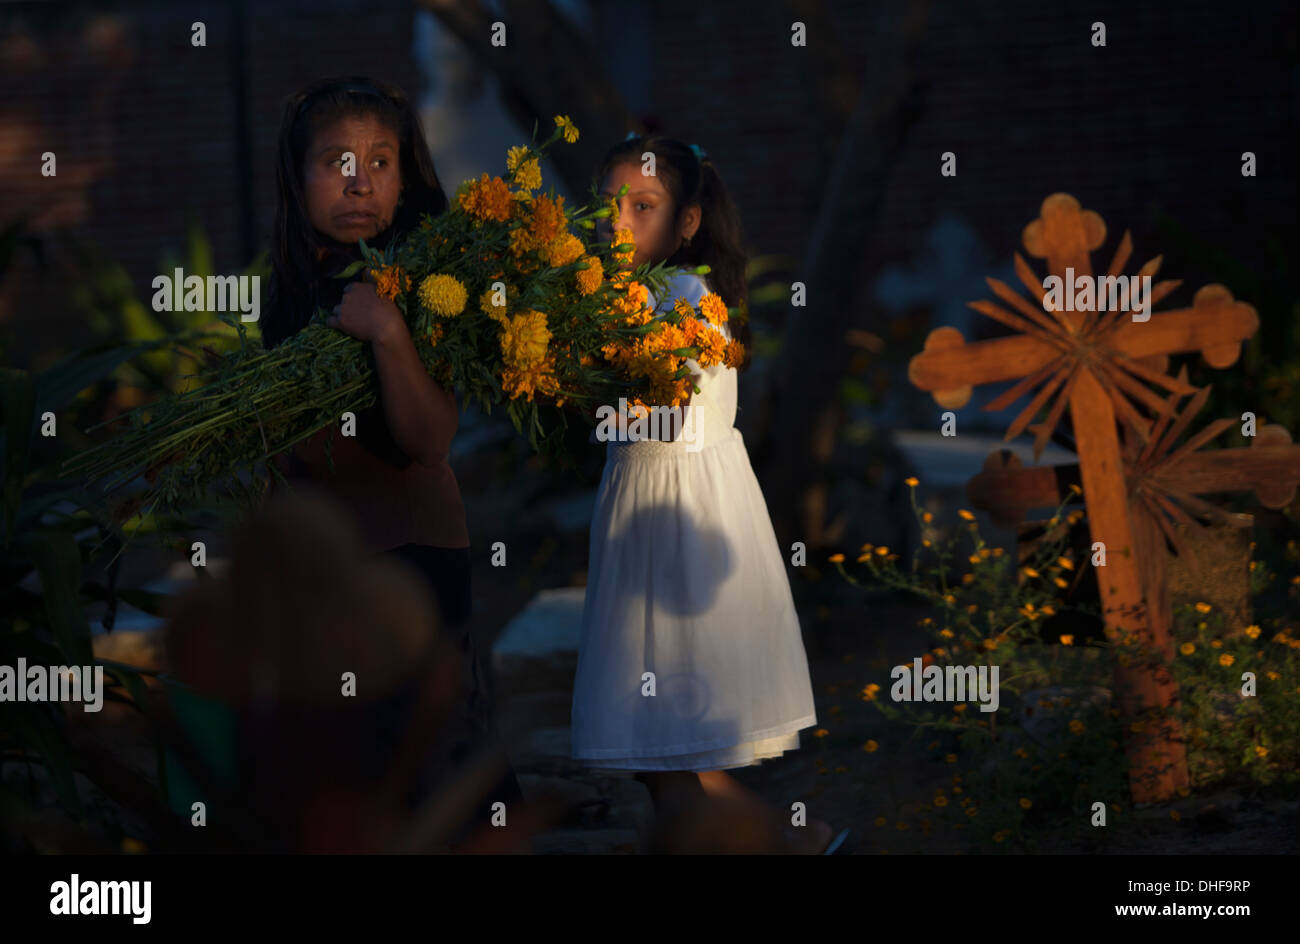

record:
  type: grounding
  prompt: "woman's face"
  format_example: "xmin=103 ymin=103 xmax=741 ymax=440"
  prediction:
xmin=599 ymin=161 xmax=698 ymax=267
xmin=303 ymin=113 xmax=402 ymax=244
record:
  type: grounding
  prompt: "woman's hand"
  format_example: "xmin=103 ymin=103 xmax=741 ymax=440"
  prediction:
xmin=326 ymin=275 xmax=403 ymax=345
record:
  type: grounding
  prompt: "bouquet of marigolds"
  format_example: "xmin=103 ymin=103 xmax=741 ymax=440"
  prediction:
xmin=66 ymin=115 xmax=745 ymax=534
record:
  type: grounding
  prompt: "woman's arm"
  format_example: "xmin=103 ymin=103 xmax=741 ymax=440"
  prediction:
xmin=371 ymin=321 xmax=457 ymax=467
xmin=328 ymin=279 xmax=456 ymax=468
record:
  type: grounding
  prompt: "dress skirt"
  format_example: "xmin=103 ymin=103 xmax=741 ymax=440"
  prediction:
xmin=570 ymin=428 xmax=818 ymax=772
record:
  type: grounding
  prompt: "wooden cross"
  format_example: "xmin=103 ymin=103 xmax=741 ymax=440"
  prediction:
xmin=907 ymin=193 xmax=1259 ymax=804
xmin=968 ymin=373 xmax=1300 ymax=642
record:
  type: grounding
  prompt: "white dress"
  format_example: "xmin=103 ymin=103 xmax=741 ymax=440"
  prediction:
xmin=570 ymin=271 xmax=817 ymax=771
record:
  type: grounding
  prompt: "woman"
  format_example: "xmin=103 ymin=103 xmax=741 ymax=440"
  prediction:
xmin=261 ymin=76 xmax=522 ymax=840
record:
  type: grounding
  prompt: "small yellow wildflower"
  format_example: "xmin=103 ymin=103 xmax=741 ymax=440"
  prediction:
xmin=553 ymin=114 xmax=579 ymax=143
xmin=863 ymin=740 xmax=879 ymax=753
xmin=1195 ymin=602 xmax=1212 ymax=614
xmin=905 ymin=476 xmax=919 ymax=487
xmin=1219 ymin=653 xmax=1235 ymax=666
xmin=958 ymin=509 xmax=975 ymax=521
xmin=1244 ymin=624 xmax=1262 ymax=639
xmin=1060 ymin=634 xmax=1074 ymax=646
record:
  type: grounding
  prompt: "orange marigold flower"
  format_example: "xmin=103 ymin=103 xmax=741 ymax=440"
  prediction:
xmin=371 ymin=265 xmax=411 ymax=301
xmin=575 ymin=256 xmax=603 ymax=295
xmin=699 ymin=292 xmax=728 ymax=327
xmin=459 ymin=173 xmax=513 ymax=222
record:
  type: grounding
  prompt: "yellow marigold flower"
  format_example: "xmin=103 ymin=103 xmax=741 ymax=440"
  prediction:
xmin=1210 ymin=639 xmax=1221 ymax=648
xmin=1068 ymin=719 xmax=1085 ymax=734
xmin=1218 ymin=653 xmax=1235 ymax=666
xmin=1019 ymin=797 xmax=1032 ymax=809
xmin=553 ymin=114 xmax=579 ymax=143
xmin=905 ymin=476 xmax=919 ymax=487
xmin=1054 ymin=577 xmax=1069 ymax=589
xmin=969 ymin=555 xmax=981 ymax=565
xmin=958 ymin=509 xmax=975 ymax=521
xmin=418 ymin=274 xmax=468 ymax=317
xmin=1057 ymin=556 xmax=1074 ymax=570
xmin=828 ymin=553 xmax=845 ymax=563
xmin=459 ymin=173 xmax=513 ymax=222
xmin=933 ymin=794 xmax=949 ymax=806
xmin=863 ymin=740 xmax=879 ymax=753
xmin=939 ymin=628 xmax=954 ymax=639
xmin=512 ymin=157 xmax=542 ymax=192
xmin=1060 ymin=634 xmax=1074 ymax=646
xmin=875 ymin=546 xmax=889 ymax=556
xmin=1255 ymin=745 xmax=1268 ymax=757
xmin=500 ymin=309 xmax=551 ymax=368
xmin=1194 ymin=602 xmax=1212 ymax=614
xmin=922 ymin=511 xmax=933 ymax=524
xmin=962 ymin=573 xmax=974 ymax=585
xmin=1040 ymin=605 xmax=1055 ymax=616
xmin=1022 ymin=567 xmax=1039 ymax=578
xmin=1244 ymin=624 xmax=1262 ymax=639
xmin=575 ymin=256 xmax=603 ymax=295
xmin=922 ymin=539 xmax=931 ymax=547
xmin=611 ymin=227 xmax=636 ymax=267
xmin=856 ymin=552 xmax=871 ymax=563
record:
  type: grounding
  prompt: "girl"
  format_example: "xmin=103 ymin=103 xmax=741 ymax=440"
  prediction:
xmin=261 ymin=76 xmax=522 ymax=840
xmin=571 ymin=135 xmax=850 ymax=854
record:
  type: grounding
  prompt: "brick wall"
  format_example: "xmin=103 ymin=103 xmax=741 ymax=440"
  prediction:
xmin=646 ymin=0 xmax=1297 ymax=294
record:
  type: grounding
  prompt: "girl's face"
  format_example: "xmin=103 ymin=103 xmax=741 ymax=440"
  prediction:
xmin=303 ymin=113 xmax=402 ymax=244
xmin=599 ymin=160 xmax=700 ymax=267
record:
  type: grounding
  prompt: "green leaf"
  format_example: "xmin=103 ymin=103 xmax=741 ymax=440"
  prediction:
xmin=331 ymin=260 xmax=367 ymax=280
xmin=32 ymin=338 xmax=176 ymax=418
xmin=15 ymin=529 xmax=92 ymax=666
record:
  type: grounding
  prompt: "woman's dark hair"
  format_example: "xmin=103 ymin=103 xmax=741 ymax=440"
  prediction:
xmin=261 ymin=76 xmax=447 ymax=349
xmin=597 ymin=135 xmax=752 ymax=371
